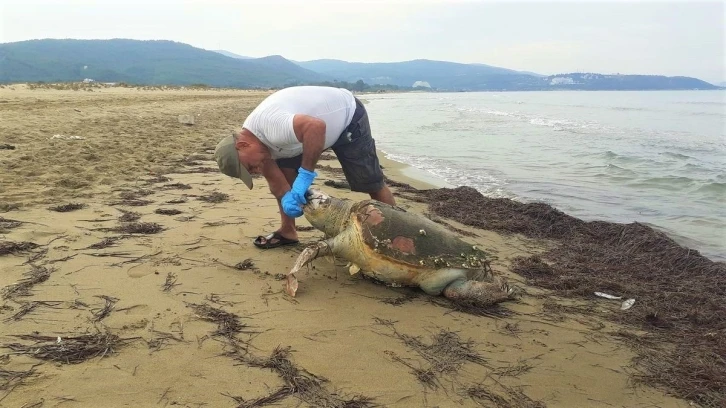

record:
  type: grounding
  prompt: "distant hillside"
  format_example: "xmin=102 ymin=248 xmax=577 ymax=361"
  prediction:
xmin=543 ymin=73 xmax=718 ymax=91
xmin=212 ymin=50 xmax=253 ymax=59
xmin=294 ymin=58 xmax=534 ymax=89
xmin=0 ymin=39 xmax=718 ymax=91
xmin=292 ymin=59 xmax=718 ymax=91
xmin=0 ymin=39 xmax=327 ymax=87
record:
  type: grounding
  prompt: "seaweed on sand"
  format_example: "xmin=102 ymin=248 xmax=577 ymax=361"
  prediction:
xmin=0 ymin=241 xmax=39 ymax=256
xmin=3 ymin=301 xmax=63 ymax=322
xmin=1 ymin=365 xmax=38 ymax=393
xmin=162 ymin=272 xmax=179 ymax=292
xmin=91 ymin=295 xmax=119 ymax=322
xmin=85 ymin=236 xmax=124 ymax=249
xmin=117 ymin=210 xmax=141 ymax=222
xmin=198 ymin=192 xmax=229 ymax=203
xmin=316 ymin=165 xmax=345 ymax=176
xmin=112 ymin=199 xmax=154 ymax=207
xmin=165 ymin=197 xmax=188 ymax=204
xmin=1 ymin=265 xmax=53 ymax=299
xmin=112 ymin=222 xmax=164 ymax=234
xmin=465 ymin=383 xmax=546 ymax=408
xmin=146 ymin=175 xmax=171 ymax=184
xmin=48 ymin=203 xmax=86 ymax=212
xmin=2 ymin=331 xmax=134 ymax=364
xmin=418 ymin=185 xmax=726 ymax=406
xmin=0 ymin=216 xmax=23 ymax=233
xmin=234 ymin=259 xmax=255 ymax=271
xmin=374 ymin=317 xmax=487 ymax=382
xmin=161 ymin=182 xmax=192 ymax=190
xmin=324 ymin=180 xmax=350 ymax=190
xmin=155 ymin=208 xmax=182 ymax=215
xmin=427 ymin=296 xmax=514 ymax=318
xmin=187 ymin=301 xmax=377 ymax=408
xmin=235 ymin=346 xmax=378 ymax=408
xmin=186 ymin=303 xmax=248 ymax=340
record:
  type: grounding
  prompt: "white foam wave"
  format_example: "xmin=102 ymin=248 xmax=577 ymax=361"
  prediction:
xmin=382 ymin=150 xmax=515 ymax=199
xmin=457 ymin=106 xmax=609 ymax=133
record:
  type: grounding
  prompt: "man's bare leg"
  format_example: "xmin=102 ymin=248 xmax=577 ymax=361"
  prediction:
xmin=369 ymin=183 xmax=396 ymax=206
xmin=259 ymin=167 xmax=299 ymax=246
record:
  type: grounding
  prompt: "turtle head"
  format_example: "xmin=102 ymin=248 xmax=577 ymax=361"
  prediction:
xmin=302 ymin=187 xmax=351 ymax=236
xmin=304 ymin=187 xmax=332 ymax=213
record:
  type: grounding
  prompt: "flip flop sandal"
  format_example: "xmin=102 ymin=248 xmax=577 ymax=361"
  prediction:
xmin=253 ymin=232 xmax=299 ymax=249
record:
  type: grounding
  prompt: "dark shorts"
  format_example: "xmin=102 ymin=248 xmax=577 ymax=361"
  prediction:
xmin=275 ymin=97 xmax=385 ymax=193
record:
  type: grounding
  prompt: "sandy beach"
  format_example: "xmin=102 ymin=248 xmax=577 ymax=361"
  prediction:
xmin=0 ymin=84 xmax=709 ymax=407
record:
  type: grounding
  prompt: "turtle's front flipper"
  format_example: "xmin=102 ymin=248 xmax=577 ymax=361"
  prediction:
xmin=285 ymin=240 xmax=333 ymax=297
xmin=442 ymin=276 xmax=515 ymax=306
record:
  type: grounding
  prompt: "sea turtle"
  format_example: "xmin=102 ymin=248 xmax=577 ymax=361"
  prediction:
xmin=284 ymin=188 xmax=516 ymax=306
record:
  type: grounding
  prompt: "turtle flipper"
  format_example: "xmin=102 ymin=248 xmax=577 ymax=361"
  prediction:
xmin=441 ymin=276 xmax=515 ymax=306
xmin=286 ymin=226 xmax=358 ymax=297
xmin=285 ymin=240 xmax=333 ymax=297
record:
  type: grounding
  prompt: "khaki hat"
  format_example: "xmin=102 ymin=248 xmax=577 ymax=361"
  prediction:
xmin=214 ymin=132 xmax=254 ymax=189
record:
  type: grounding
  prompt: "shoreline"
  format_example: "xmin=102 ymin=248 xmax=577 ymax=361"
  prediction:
xmin=376 ymin=149 xmax=453 ymax=190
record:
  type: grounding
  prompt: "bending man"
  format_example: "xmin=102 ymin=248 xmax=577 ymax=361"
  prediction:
xmin=214 ymin=85 xmax=396 ymax=249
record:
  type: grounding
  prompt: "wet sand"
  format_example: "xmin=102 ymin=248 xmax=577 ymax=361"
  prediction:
xmin=0 ymin=84 xmax=692 ymax=407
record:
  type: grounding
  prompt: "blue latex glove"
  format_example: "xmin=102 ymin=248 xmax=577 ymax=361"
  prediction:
xmin=281 ymin=191 xmax=304 ymax=218
xmin=281 ymin=167 xmax=317 ymax=218
xmin=290 ymin=167 xmax=317 ymax=204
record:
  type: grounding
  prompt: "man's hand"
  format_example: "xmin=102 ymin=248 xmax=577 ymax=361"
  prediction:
xmin=281 ymin=191 xmax=304 ymax=217
xmin=282 ymin=167 xmax=317 ymax=218
xmin=290 ymin=167 xmax=316 ymax=203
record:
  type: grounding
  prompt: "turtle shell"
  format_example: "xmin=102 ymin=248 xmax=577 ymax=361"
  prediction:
xmin=351 ymin=200 xmax=489 ymax=270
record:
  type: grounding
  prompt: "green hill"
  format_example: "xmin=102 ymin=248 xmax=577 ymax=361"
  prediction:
xmin=0 ymin=39 xmax=719 ymax=91
xmin=0 ymin=39 xmax=327 ymax=87
xmin=294 ymin=58 xmax=532 ymax=89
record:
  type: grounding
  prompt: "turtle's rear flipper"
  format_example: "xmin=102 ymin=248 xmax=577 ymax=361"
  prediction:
xmin=442 ymin=277 xmax=515 ymax=306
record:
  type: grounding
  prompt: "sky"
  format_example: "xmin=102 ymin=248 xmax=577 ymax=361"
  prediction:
xmin=1 ymin=0 xmax=724 ymax=83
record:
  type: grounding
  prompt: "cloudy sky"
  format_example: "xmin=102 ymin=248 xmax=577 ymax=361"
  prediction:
xmin=1 ymin=0 xmax=724 ymax=83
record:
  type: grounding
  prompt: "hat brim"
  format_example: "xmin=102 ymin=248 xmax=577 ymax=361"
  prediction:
xmin=238 ymin=162 xmax=254 ymax=190
xmin=215 ymin=133 xmax=254 ymax=190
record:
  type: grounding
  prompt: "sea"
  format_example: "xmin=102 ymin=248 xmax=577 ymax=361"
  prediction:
xmin=362 ymin=90 xmax=726 ymax=262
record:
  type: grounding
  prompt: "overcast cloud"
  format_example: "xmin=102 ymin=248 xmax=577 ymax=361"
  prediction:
xmin=1 ymin=0 xmax=724 ymax=83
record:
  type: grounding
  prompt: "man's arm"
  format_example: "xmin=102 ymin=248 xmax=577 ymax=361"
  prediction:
xmin=292 ymin=114 xmax=326 ymax=171
xmin=261 ymin=159 xmax=291 ymax=200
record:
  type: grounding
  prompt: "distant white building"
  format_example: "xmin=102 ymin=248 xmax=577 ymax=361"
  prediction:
xmin=82 ymin=78 xmax=95 ymax=83
xmin=550 ymin=77 xmax=575 ymax=85
xmin=412 ymin=81 xmax=431 ymax=88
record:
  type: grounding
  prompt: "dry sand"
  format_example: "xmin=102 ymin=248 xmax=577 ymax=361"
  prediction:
xmin=0 ymin=84 xmax=691 ymax=407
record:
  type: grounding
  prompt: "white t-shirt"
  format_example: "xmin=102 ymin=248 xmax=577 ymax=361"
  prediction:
xmin=242 ymin=86 xmax=356 ymax=159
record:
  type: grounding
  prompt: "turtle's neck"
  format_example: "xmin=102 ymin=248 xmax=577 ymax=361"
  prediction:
xmin=308 ymin=197 xmax=355 ymax=238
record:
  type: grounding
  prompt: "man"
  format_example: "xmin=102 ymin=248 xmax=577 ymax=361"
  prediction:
xmin=214 ymin=85 xmax=396 ymax=249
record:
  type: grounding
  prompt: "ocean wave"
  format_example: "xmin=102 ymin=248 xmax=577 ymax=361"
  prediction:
xmin=661 ymin=151 xmax=693 ymax=160
xmin=678 ymin=101 xmax=726 ymax=106
xmin=610 ymin=106 xmax=648 ymax=112
xmin=685 ymin=111 xmax=726 ymax=117
xmin=462 ymin=107 xmax=610 ymax=133
xmin=628 ymin=176 xmax=697 ymax=190
xmin=604 ymin=164 xmax=639 ymax=176
xmin=603 ymin=150 xmax=622 ymax=159
xmin=693 ymin=182 xmax=726 ymax=196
